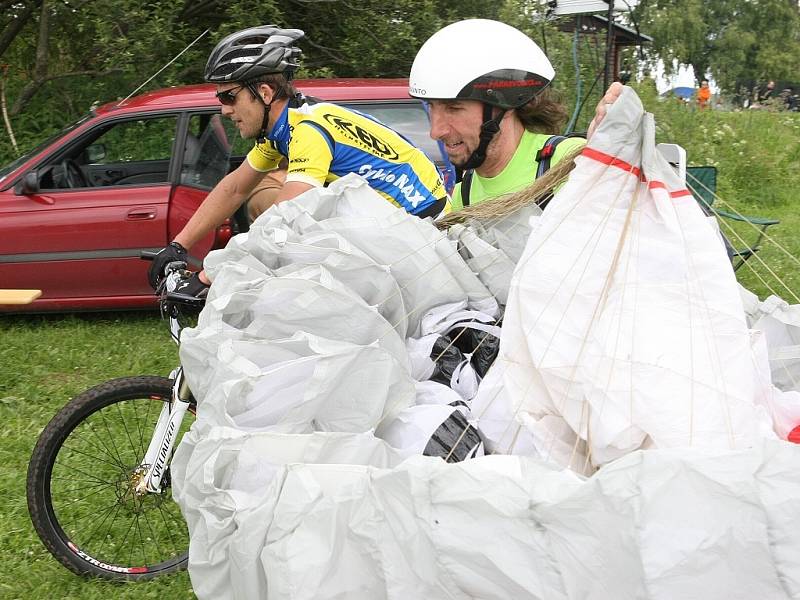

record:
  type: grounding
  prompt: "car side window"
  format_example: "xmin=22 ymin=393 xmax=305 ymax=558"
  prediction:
xmin=38 ymin=115 xmax=178 ymax=190
xmin=91 ymin=117 xmax=176 ymax=164
xmin=180 ymin=113 xmax=234 ymax=190
xmin=216 ymin=116 xmax=252 ymax=171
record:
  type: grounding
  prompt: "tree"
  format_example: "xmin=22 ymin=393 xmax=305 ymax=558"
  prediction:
xmin=633 ymin=0 xmax=800 ymax=92
xmin=0 ymin=0 xmax=600 ymax=161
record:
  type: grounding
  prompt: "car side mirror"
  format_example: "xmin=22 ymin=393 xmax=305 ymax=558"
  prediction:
xmin=86 ymin=143 xmax=106 ymax=162
xmin=16 ymin=171 xmax=40 ymax=195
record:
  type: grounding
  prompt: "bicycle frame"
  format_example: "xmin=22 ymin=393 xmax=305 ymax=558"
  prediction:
xmin=133 ymin=264 xmax=201 ymax=496
xmin=134 ymin=366 xmax=194 ymax=495
xmin=27 ymin=256 xmax=204 ymax=580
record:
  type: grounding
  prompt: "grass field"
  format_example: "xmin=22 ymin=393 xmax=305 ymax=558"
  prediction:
xmin=0 ymin=312 xmax=190 ymax=598
xmin=1 ymin=93 xmax=799 ymax=599
xmin=638 ymin=82 xmax=800 ymax=298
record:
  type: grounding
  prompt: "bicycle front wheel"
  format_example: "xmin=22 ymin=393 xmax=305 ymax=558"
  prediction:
xmin=27 ymin=376 xmax=194 ymax=581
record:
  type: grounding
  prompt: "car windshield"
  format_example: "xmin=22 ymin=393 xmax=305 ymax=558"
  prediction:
xmin=0 ymin=114 xmax=92 ymax=183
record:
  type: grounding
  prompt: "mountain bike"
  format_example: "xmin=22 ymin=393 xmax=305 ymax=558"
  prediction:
xmin=26 ymin=258 xmax=204 ymax=581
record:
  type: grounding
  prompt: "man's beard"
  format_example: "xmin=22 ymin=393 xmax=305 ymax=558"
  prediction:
xmin=449 ymin=155 xmax=469 ymax=169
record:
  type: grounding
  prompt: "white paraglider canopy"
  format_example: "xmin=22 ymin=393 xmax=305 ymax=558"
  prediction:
xmin=171 ymin=86 xmax=800 ymax=600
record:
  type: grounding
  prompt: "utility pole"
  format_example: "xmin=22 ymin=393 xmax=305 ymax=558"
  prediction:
xmin=603 ymin=0 xmax=615 ymax=91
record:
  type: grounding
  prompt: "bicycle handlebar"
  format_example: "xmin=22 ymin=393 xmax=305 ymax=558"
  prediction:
xmin=165 ymin=291 xmax=206 ymax=309
xmin=139 ymin=250 xmax=205 ymax=318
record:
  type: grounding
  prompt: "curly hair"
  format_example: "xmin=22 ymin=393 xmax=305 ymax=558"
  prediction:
xmin=515 ymin=88 xmax=568 ymax=134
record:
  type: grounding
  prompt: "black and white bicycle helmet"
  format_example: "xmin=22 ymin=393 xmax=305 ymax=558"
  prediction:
xmin=204 ymin=25 xmax=304 ymax=83
xmin=410 ymin=20 xmax=554 ymax=169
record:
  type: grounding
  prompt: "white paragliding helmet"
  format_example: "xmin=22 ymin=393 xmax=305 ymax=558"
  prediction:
xmin=410 ymin=19 xmax=555 ymax=169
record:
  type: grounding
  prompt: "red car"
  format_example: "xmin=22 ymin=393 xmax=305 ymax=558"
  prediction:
xmin=0 ymin=79 xmax=454 ymax=312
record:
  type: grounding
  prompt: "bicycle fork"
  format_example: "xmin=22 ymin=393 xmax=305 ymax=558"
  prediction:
xmin=134 ymin=367 xmax=193 ymax=495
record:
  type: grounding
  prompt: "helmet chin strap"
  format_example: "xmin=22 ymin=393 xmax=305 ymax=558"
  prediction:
xmin=248 ymin=82 xmax=272 ymax=143
xmin=461 ymin=104 xmax=506 ymax=171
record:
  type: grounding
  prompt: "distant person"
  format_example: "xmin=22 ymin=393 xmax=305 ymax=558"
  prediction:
xmin=754 ymin=80 xmax=776 ymax=107
xmin=697 ymin=79 xmax=711 ymax=110
xmin=782 ymin=87 xmax=797 ymax=112
xmin=763 ymin=80 xmax=776 ymax=100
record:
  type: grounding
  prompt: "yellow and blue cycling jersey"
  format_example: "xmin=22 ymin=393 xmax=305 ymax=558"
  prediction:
xmin=246 ymin=101 xmax=447 ymax=215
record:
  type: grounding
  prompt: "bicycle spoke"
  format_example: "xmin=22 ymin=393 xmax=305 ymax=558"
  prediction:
xmin=115 ymin=401 xmax=148 ymax=467
xmin=140 ymin=505 xmax=166 ymax=564
xmin=59 ymin=441 xmax=126 ymax=472
xmin=30 ymin=379 xmax=191 ymax=578
xmin=72 ymin=500 xmax=124 ymax=553
xmin=52 ymin=457 xmax=118 ymax=489
xmin=51 ymin=480 xmax=118 ymax=510
xmin=55 ymin=502 xmax=118 ymax=545
xmin=131 ymin=513 xmax=143 ymax=567
xmin=130 ymin=396 xmax=154 ymax=459
xmin=63 ymin=429 xmax=125 ymax=470
xmin=49 ymin=475 xmax=116 ymax=490
xmin=111 ymin=505 xmax=139 ymax=566
xmin=97 ymin=409 xmax=128 ymax=471
xmin=153 ymin=496 xmax=182 ymax=556
xmin=53 ymin=475 xmax=115 ymax=497
xmin=83 ymin=417 xmax=127 ymax=470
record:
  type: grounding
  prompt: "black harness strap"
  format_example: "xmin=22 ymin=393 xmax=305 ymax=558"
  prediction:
xmin=414 ymin=196 xmax=448 ymax=219
xmin=461 ymin=169 xmax=475 ymax=207
xmin=535 ymin=135 xmax=567 ymax=178
xmin=532 ymin=134 xmax=567 ymax=210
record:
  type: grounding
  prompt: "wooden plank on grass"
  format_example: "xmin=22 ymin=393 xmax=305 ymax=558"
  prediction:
xmin=0 ymin=289 xmax=42 ymax=305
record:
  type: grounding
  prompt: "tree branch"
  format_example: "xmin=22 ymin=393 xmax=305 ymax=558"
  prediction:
xmin=31 ymin=0 xmax=49 ymax=82
xmin=302 ymin=37 xmax=349 ymax=65
xmin=1 ymin=67 xmax=18 ymax=153
xmin=0 ymin=0 xmax=23 ymax=13
xmin=9 ymin=67 xmax=121 ymax=116
xmin=10 ymin=0 xmax=49 ymax=114
xmin=179 ymin=0 xmax=225 ymax=21
xmin=0 ymin=0 xmax=42 ymax=59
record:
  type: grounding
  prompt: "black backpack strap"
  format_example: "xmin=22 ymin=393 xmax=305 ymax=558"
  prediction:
xmin=535 ymin=135 xmax=567 ymax=179
xmin=534 ymin=133 xmax=585 ymax=209
xmin=460 ymin=169 xmax=474 ymax=207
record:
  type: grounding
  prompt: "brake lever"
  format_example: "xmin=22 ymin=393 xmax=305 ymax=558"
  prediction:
xmin=166 ymin=291 xmax=207 ymax=308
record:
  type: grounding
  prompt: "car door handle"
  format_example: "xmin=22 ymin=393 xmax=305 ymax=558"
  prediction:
xmin=126 ymin=208 xmax=156 ymax=220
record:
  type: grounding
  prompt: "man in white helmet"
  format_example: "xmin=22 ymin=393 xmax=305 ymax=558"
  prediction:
xmin=409 ymin=19 xmax=621 ymax=210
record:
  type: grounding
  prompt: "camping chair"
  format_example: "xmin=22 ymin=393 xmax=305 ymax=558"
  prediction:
xmin=657 ymin=144 xmax=780 ymax=271
xmin=685 ymin=165 xmax=780 ymax=270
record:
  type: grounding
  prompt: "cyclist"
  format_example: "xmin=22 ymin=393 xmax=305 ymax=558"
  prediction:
xmin=408 ymin=19 xmax=621 ymax=210
xmin=149 ymin=25 xmax=448 ymax=292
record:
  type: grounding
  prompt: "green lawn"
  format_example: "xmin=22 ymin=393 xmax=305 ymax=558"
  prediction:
xmin=637 ymin=82 xmax=800 ymax=297
xmin=0 ymin=312 xmax=191 ymax=599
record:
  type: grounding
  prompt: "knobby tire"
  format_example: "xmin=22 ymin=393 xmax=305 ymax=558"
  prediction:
xmin=26 ymin=376 xmax=191 ymax=581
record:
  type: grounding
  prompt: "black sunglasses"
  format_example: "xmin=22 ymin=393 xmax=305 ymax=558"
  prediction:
xmin=215 ymin=84 xmax=247 ymax=106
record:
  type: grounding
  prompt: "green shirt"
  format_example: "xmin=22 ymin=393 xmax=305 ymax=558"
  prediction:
xmin=451 ymin=131 xmax=586 ymax=210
